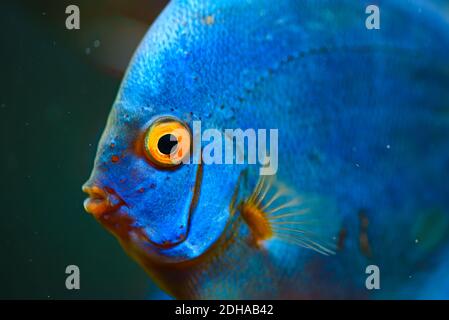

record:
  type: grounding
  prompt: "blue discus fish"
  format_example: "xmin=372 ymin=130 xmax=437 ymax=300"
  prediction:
xmin=83 ymin=0 xmax=449 ymax=299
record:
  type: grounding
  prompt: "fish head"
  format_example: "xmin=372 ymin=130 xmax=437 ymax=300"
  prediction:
xmin=82 ymin=5 xmax=243 ymax=264
xmin=82 ymin=104 xmax=243 ymax=265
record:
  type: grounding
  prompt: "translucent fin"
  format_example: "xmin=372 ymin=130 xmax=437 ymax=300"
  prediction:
xmin=239 ymin=174 xmax=338 ymax=256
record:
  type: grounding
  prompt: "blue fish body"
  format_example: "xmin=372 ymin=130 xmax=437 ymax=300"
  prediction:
xmin=83 ymin=0 xmax=449 ymax=299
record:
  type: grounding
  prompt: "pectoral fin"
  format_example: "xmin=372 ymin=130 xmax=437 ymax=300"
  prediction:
xmin=239 ymin=174 xmax=338 ymax=256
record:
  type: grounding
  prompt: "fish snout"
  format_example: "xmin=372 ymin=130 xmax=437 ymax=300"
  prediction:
xmin=82 ymin=184 xmax=123 ymax=217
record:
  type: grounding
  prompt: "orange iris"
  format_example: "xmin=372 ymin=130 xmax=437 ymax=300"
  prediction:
xmin=144 ymin=117 xmax=191 ymax=168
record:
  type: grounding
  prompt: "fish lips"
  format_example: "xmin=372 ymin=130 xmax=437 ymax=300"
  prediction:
xmin=82 ymin=184 xmax=124 ymax=218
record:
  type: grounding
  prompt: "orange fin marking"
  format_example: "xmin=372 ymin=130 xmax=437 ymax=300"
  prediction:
xmin=241 ymin=201 xmax=273 ymax=246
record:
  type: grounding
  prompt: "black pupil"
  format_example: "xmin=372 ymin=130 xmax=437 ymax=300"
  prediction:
xmin=158 ymin=134 xmax=178 ymax=155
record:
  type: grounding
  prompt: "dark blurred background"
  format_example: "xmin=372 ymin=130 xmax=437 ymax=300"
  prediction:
xmin=0 ymin=0 xmax=168 ymax=299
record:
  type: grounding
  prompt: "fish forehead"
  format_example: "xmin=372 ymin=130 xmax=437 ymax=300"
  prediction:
xmin=116 ymin=0 xmax=308 ymax=123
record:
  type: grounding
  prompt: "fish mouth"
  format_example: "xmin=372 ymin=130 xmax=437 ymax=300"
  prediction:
xmin=82 ymin=184 xmax=186 ymax=250
xmin=82 ymin=168 xmax=202 ymax=251
xmin=81 ymin=164 xmax=203 ymax=252
xmin=82 ymin=185 xmax=124 ymax=218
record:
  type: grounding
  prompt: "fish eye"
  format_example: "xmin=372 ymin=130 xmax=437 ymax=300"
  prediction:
xmin=144 ymin=117 xmax=191 ymax=168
